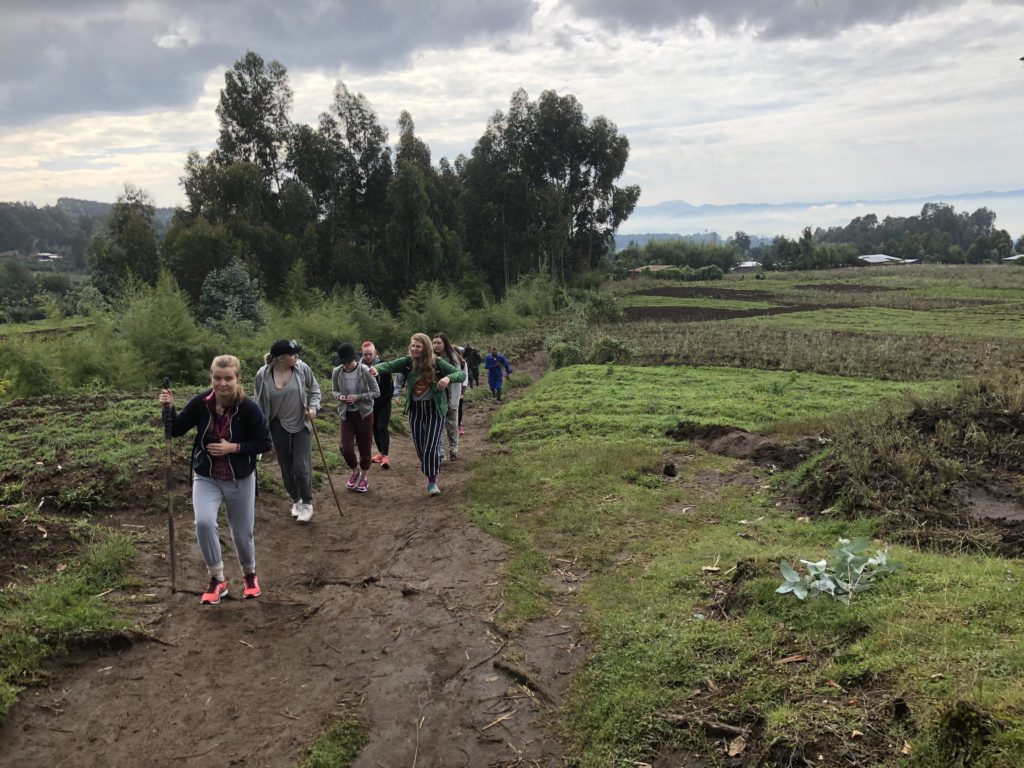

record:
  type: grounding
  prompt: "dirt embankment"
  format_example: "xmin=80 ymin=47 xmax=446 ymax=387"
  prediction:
xmin=0 ymin=355 xmax=583 ymax=768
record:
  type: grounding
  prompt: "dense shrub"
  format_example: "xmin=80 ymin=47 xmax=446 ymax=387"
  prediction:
xmin=197 ymin=259 xmax=266 ymax=334
xmin=121 ymin=273 xmax=208 ymax=384
xmin=588 ymin=335 xmax=633 ymax=364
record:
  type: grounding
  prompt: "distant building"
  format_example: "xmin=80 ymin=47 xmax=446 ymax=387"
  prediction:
xmin=734 ymin=260 xmax=762 ymax=273
xmin=34 ymin=252 xmax=63 ymax=262
xmin=1003 ymin=254 xmax=1024 ymax=262
xmin=858 ymin=254 xmax=905 ymax=265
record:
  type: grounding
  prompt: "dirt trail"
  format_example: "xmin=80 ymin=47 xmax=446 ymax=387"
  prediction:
xmin=0 ymin=359 xmax=581 ymax=767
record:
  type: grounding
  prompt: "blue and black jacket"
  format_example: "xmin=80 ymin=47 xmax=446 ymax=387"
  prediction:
xmin=166 ymin=389 xmax=273 ymax=481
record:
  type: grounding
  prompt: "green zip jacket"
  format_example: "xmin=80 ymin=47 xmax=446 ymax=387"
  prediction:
xmin=374 ymin=356 xmax=466 ymax=418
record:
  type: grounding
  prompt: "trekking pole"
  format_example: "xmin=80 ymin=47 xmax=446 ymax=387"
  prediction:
xmin=309 ymin=410 xmax=344 ymax=518
xmin=161 ymin=377 xmax=178 ymax=593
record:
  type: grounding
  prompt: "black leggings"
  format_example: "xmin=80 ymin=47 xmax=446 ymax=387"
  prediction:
xmin=372 ymin=398 xmax=392 ymax=455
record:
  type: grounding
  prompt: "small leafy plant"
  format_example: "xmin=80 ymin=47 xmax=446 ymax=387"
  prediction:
xmin=777 ymin=537 xmax=902 ymax=603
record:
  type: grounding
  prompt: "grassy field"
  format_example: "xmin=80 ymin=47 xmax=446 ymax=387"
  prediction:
xmin=731 ymin=303 xmax=1024 ymax=338
xmin=4 ymin=264 xmax=1024 ymax=765
xmin=617 ymin=295 xmax=782 ymax=310
xmin=489 ymin=365 xmax=938 ymax=444
xmin=462 ymin=265 xmax=1024 ymax=766
xmin=464 ymin=361 xmax=1024 ymax=767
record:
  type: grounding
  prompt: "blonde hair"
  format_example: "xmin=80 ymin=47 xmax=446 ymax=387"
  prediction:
xmin=210 ymin=354 xmax=246 ymax=399
xmin=410 ymin=332 xmax=436 ymax=388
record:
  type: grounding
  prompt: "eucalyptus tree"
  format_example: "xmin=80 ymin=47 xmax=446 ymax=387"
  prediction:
xmin=215 ymin=50 xmax=293 ymax=192
xmin=86 ymin=184 xmax=161 ymax=297
xmin=460 ymin=88 xmax=639 ymax=294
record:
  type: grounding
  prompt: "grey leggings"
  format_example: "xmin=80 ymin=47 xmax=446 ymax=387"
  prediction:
xmin=192 ymin=474 xmax=256 ymax=573
xmin=270 ymin=419 xmax=313 ymax=503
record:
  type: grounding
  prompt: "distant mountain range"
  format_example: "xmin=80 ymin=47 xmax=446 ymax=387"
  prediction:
xmin=57 ymin=197 xmax=177 ymax=228
xmin=619 ymin=188 xmax=1024 ymax=242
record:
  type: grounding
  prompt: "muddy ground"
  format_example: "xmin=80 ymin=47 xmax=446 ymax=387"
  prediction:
xmin=0 ymin=356 xmax=586 ymax=768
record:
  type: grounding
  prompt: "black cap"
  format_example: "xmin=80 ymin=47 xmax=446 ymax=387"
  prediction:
xmin=336 ymin=342 xmax=357 ymax=364
xmin=270 ymin=339 xmax=299 ymax=357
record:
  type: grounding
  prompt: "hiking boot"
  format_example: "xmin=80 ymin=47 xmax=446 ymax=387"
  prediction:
xmin=458 ymin=425 xmax=464 ymax=436
xmin=296 ymin=502 xmax=314 ymax=523
xmin=371 ymin=453 xmax=384 ymax=464
xmin=200 ymin=578 xmax=228 ymax=605
xmin=427 ymin=482 xmax=440 ymax=496
xmin=449 ymin=452 xmax=457 ymax=462
xmin=242 ymin=573 xmax=261 ymax=599
xmin=346 ymin=468 xmax=359 ymax=490
xmin=290 ymin=501 xmax=300 ymax=518
xmin=380 ymin=455 xmax=390 ymax=469
xmin=357 ymin=477 xmax=369 ymax=493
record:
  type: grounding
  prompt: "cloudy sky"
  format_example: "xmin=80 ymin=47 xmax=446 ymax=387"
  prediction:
xmin=2 ymin=0 xmax=1023 ymax=235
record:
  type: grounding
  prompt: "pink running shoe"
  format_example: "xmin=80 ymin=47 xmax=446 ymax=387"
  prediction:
xmin=458 ymin=425 xmax=464 ymax=436
xmin=357 ymin=477 xmax=369 ymax=493
xmin=200 ymin=578 xmax=228 ymax=605
xmin=346 ymin=468 xmax=360 ymax=490
xmin=242 ymin=573 xmax=261 ymax=599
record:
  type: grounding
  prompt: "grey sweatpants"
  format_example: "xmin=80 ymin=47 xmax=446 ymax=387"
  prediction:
xmin=442 ymin=400 xmax=459 ymax=458
xmin=270 ymin=419 xmax=313 ymax=503
xmin=192 ymin=474 xmax=256 ymax=573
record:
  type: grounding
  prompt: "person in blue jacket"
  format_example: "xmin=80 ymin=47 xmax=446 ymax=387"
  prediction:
xmin=484 ymin=346 xmax=512 ymax=402
xmin=159 ymin=354 xmax=273 ymax=605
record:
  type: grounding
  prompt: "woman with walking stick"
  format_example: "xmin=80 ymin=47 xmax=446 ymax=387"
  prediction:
xmin=159 ymin=355 xmax=273 ymax=605
xmin=254 ymin=339 xmax=321 ymax=523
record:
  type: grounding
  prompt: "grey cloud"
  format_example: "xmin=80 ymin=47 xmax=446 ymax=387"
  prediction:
xmin=0 ymin=0 xmax=537 ymax=125
xmin=562 ymin=0 xmax=965 ymax=38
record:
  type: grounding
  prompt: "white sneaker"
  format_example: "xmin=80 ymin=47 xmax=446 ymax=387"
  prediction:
xmin=290 ymin=502 xmax=300 ymax=518
xmin=296 ymin=502 xmax=313 ymax=523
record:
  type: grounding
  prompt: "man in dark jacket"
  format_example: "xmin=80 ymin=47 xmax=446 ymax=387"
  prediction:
xmin=463 ymin=343 xmax=482 ymax=388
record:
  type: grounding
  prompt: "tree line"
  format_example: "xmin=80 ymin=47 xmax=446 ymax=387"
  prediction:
xmin=613 ymin=202 xmax=1023 ymax=274
xmin=78 ymin=50 xmax=640 ymax=316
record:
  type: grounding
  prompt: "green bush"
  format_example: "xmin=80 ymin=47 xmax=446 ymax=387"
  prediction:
xmin=120 ymin=272 xmax=208 ymax=385
xmin=2 ymin=338 xmax=64 ymax=397
xmin=399 ymin=282 xmax=472 ymax=339
xmin=588 ymin=335 xmax=633 ymax=364
xmin=197 ymin=259 xmax=266 ymax=334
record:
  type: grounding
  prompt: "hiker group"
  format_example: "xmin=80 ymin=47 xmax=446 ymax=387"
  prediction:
xmin=158 ymin=335 xmax=511 ymax=605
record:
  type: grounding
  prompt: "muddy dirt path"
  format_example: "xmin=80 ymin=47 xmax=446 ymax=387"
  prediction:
xmin=0 ymin=359 xmax=582 ymax=768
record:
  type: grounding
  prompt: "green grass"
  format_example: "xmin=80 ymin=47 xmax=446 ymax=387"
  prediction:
xmin=734 ymin=303 xmax=1024 ymax=338
xmin=0 ymin=508 xmax=136 ymax=719
xmin=464 ymin=364 xmax=1024 ymax=767
xmin=0 ymin=317 xmax=93 ymax=338
xmin=295 ymin=715 xmax=368 ymax=768
xmin=489 ymin=364 xmax=938 ymax=445
xmin=0 ymin=395 xmax=176 ymax=512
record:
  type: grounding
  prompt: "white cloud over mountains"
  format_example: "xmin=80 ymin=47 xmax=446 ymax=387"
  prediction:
xmin=1 ymin=0 xmax=1022 ymax=237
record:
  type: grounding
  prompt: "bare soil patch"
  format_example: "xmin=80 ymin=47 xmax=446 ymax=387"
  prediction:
xmin=667 ymin=421 xmax=820 ymax=470
xmin=634 ymin=287 xmax=782 ymax=302
xmin=0 ymin=356 xmax=581 ymax=767
xmin=0 ymin=516 xmax=80 ymax=588
xmin=792 ymin=282 xmax=897 ymax=294
xmin=623 ymin=304 xmax=819 ymax=323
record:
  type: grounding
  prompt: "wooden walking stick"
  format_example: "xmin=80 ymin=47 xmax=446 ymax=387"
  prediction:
xmin=161 ymin=377 xmax=178 ymax=593
xmin=310 ymin=413 xmax=344 ymax=518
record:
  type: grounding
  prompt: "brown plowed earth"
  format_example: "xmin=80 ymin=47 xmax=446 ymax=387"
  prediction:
xmin=623 ymin=304 xmax=818 ymax=322
xmin=0 ymin=356 xmax=584 ymax=768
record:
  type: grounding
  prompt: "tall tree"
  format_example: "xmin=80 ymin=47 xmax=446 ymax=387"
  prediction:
xmin=86 ymin=184 xmax=160 ymax=296
xmin=215 ymin=51 xmax=293 ymax=191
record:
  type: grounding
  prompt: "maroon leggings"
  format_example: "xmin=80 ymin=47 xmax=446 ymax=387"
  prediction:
xmin=339 ymin=412 xmax=374 ymax=471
